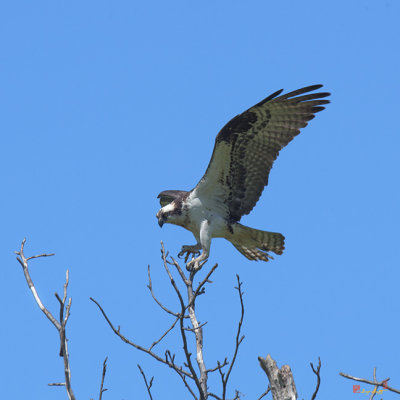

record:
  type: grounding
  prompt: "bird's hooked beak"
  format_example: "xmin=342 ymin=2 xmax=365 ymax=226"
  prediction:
xmin=156 ymin=211 xmax=166 ymax=228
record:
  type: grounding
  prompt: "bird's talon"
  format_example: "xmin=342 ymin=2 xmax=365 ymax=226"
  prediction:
xmin=186 ymin=258 xmax=204 ymax=272
xmin=186 ymin=261 xmax=195 ymax=271
xmin=178 ymin=246 xmax=202 ymax=266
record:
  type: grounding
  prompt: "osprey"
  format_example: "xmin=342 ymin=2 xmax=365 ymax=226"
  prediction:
xmin=156 ymin=85 xmax=330 ymax=270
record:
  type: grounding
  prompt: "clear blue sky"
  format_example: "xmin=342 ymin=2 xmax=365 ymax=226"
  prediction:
xmin=2 ymin=1 xmax=400 ymax=399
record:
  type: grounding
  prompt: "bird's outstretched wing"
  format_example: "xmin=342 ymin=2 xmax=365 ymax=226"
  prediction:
xmin=192 ymin=84 xmax=330 ymax=222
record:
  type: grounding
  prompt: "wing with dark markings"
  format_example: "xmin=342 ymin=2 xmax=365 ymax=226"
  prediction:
xmin=192 ymin=84 xmax=330 ymax=222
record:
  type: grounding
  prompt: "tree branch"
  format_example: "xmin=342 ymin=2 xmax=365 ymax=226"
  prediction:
xmin=222 ymin=275 xmax=245 ymax=398
xmin=166 ymin=350 xmax=199 ymax=400
xmin=90 ymin=296 xmax=193 ymax=380
xmin=257 ymin=387 xmax=271 ymax=400
xmin=15 ymin=238 xmax=76 ymax=400
xmin=340 ymin=368 xmax=400 ymax=395
xmin=149 ymin=316 xmax=180 ymax=351
xmin=147 ymin=265 xmax=181 ymax=317
xmin=137 ymin=364 xmax=154 ymax=400
xmin=15 ymin=239 xmax=60 ymax=330
xmin=310 ymin=358 xmax=321 ymax=400
xmin=160 ymin=244 xmax=204 ymax=398
xmin=98 ymin=357 xmax=108 ymax=400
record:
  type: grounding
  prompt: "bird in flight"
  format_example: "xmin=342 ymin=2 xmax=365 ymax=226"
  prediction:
xmin=156 ymin=85 xmax=330 ymax=270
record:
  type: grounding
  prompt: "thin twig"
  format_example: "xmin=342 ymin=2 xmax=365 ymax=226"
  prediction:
xmin=166 ymin=351 xmax=198 ymax=400
xmin=90 ymin=297 xmax=193 ymax=380
xmin=190 ymin=263 xmax=219 ymax=308
xmin=207 ymin=358 xmax=228 ymax=374
xmin=233 ymin=390 xmax=241 ymax=400
xmin=137 ymin=364 xmax=154 ymax=400
xmin=149 ymin=316 xmax=180 ymax=350
xmin=368 ymin=367 xmax=377 ymax=400
xmin=221 ymin=274 xmax=245 ymax=399
xmin=169 ymin=255 xmax=188 ymax=284
xmin=98 ymin=357 xmax=108 ymax=400
xmin=257 ymin=386 xmax=271 ymax=400
xmin=340 ymin=371 xmax=398 ymax=394
xmin=184 ymin=321 xmax=208 ymax=332
xmin=310 ymin=358 xmax=321 ymax=400
xmin=160 ymin=245 xmax=187 ymax=314
xmin=147 ymin=265 xmax=180 ymax=317
xmin=26 ymin=253 xmax=55 ymax=261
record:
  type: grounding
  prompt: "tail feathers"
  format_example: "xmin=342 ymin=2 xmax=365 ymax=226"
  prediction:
xmin=231 ymin=224 xmax=285 ymax=262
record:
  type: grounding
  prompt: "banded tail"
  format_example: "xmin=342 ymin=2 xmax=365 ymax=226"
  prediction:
xmin=230 ymin=223 xmax=285 ymax=262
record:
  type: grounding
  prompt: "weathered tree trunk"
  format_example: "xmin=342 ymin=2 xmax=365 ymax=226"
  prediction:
xmin=258 ymin=354 xmax=297 ymax=400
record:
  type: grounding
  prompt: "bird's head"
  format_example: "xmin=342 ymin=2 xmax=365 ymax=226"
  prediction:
xmin=156 ymin=202 xmax=181 ymax=228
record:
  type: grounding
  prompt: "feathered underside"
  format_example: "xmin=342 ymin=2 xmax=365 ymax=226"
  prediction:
xmin=191 ymin=84 xmax=330 ymax=222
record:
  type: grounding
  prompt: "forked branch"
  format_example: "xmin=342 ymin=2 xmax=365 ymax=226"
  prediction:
xmin=310 ymin=358 xmax=321 ymax=400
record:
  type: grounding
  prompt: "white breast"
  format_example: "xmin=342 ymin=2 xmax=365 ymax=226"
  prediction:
xmin=185 ymin=193 xmax=229 ymax=238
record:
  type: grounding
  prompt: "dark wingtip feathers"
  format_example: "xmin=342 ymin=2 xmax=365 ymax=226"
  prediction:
xmin=304 ymin=83 xmax=323 ymax=91
xmin=312 ymin=106 xmax=327 ymax=113
xmin=255 ymin=88 xmax=284 ymax=107
xmin=253 ymin=84 xmax=330 ymax=110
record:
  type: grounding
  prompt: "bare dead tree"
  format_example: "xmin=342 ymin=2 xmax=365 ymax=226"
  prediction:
xmin=16 ymin=238 xmax=400 ymax=400
xmin=340 ymin=367 xmax=400 ymax=398
xmin=91 ymin=242 xmax=248 ymax=400
xmin=15 ymin=238 xmax=76 ymax=400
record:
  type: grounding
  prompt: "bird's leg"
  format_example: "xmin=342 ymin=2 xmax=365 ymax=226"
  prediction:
xmin=186 ymin=220 xmax=211 ymax=271
xmin=178 ymin=243 xmax=202 ymax=263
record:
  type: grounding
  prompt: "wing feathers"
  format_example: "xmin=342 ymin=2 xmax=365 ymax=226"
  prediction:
xmin=273 ymin=91 xmax=330 ymax=104
xmin=273 ymin=84 xmax=324 ymax=100
xmin=193 ymin=85 xmax=330 ymax=222
xmin=312 ymin=106 xmax=327 ymax=113
xmin=255 ymin=88 xmax=284 ymax=106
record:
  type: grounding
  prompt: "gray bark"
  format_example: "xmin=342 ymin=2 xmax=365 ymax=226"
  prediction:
xmin=258 ymin=354 xmax=297 ymax=400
